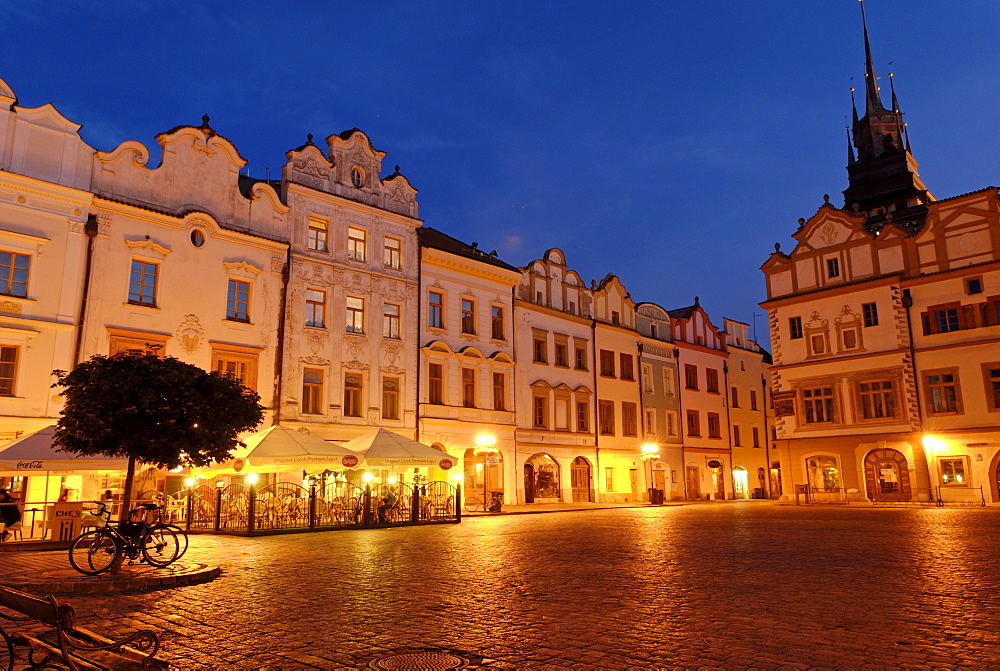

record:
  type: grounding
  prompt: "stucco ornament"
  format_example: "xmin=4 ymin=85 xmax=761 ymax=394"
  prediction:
xmin=175 ymin=315 xmax=205 ymax=353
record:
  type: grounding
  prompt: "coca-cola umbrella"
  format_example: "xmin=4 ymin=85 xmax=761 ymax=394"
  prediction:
xmin=0 ymin=425 xmax=130 ymax=472
xmin=192 ymin=424 xmax=363 ymax=478
xmin=339 ymin=429 xmax=459 ymax=469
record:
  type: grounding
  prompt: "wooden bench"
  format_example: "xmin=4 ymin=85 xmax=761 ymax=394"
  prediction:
xmin=0 ymin=585 xmax=167 ymax=670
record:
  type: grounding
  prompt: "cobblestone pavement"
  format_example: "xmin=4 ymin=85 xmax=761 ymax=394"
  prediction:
xmin=8 ymin=503 xmax=1000 ymax=668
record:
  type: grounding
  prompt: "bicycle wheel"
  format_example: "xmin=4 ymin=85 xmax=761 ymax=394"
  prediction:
xmin=141 ymin=526 xmax=180 ymax=567
xmin=164 ymin=524 xmax=189 ymax=561
xmin=464 ymin=495 xmax=484 ymax=513
xmin=69 ymin=530 xmax=120 ymax=575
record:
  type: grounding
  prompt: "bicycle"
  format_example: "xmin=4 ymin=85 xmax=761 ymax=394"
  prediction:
xmin=464 ymin=491 xmax=503 ymax=513
xmin=142 ymin=495 xmax=190 ymax=561
xmin=68 ymin=502 xmax=181 ymax=575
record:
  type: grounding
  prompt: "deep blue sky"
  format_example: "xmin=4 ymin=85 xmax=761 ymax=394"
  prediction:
xmin=3 ymin=2 xmax=998 ymax=346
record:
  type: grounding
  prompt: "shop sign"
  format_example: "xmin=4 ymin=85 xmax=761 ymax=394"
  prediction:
xmin=707 ymin=459 xmax=722 ymax=469
xmin=439 ymin=458 xmax=454 ymax=470
xmin=233 ymin=459 xmax=245 ymax=472
xmin=341 ymin=454 xmax=359 ymax=468
xmin=485 ymin=456 xmax=500 ymax=467
xmin=16 ymin=461 xmax=43 ymax=469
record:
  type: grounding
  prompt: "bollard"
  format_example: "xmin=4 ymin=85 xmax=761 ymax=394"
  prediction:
xmin=247 ymin=482 xmax=256 ymax=536
xmin=456 ymin=483 xmax=462 ymax=523
xmin=214 ymin=486 xmax=223 ymax=532
xmin=410 ymin=486 xmax=420 ymax=523
xmin=309 ymin=484 xmax=317 ymax=530
xmin=186 ymin=483 xmax=194 ymax=531
xmin=363 ymin=484 xmax=372 ymax=525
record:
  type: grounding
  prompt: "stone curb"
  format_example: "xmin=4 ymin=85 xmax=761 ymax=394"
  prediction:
xmin=1 ymin=563 xmax=222 ymax=595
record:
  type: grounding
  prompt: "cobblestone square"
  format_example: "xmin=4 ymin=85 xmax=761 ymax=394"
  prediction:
xmin=10 ymin=504 xmax=1000 ymax=668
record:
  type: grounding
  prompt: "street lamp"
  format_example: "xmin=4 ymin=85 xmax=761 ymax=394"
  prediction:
xmin=473 ymin=434 xmax=498 ymax=511
xmin=641 ymin=443 xmax=660 ymax=505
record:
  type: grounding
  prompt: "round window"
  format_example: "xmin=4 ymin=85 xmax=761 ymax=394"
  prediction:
xmin=190 ymin=229 xmax=206 ymax=247
xmin=351 ymin=167 xmax=364 ymax=188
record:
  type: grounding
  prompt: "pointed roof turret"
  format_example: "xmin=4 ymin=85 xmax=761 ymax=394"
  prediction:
xmin=860 ymin=0 xmax=887 ymax=113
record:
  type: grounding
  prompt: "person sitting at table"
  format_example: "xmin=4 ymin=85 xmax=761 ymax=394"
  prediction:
xmin=57 ymin=489 xmax=70 ymax=502
xmin=378 ymin=487 xmax=398 ymax=523
xmin=0 ymin=488 xmax=22 ymax=542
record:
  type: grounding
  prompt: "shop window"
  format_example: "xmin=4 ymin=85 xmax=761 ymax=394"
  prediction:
xmin=939 ymin=457 xmax=967 ymax=485
xmin=806 ymin=455 xmax=840 ymax=491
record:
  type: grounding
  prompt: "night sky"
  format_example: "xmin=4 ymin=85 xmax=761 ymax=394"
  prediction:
xmin=2 ymin=1 xmax=997 ymax=347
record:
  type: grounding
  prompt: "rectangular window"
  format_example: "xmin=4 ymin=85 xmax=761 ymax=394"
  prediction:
xmin=491 ymin=306 xmax=504 ymax=340
xmin=302 ymin=368 xmax=324 ymax=415
xmin=575 ymin=346 xmax=588 ymax=370
xmin=644 ymin=408 xmax=655 ymax=434
xmin=926 ymin=371 xmax=960 ymax=414
xmin=752 ymin=426 xmax=760 ymax=448
xmin=383 ymin=303 xmax=400 ymax=339
xmin=347 ymin=226 xmax=367 ymax=261
xmin=128 ymin=260 xmax=158 ymax=306
xmin=733 ymin=425 xmax=741 ymax=447
xmin=346 ymin=296 xmax=365 ymax=333
xmin=858 ymin=379 xmax=897 ymax=419
xmin=807 ymin=455 xmax=841 ymax=492
xmin=684 ymin=364 xmax=698 ymax=390
xmin=686 ymin=410 xmax=700 ymax=437
xmin=533 ymin=336 xmax=547 ymax=364
xmin=462 ymin=368 xmax=476 ymax=408
xmin=598 ymin=400 xmax=615 ymax=435
xmin=620 ymin=354 xmax=634 ymax=381
xmin=461 ymin=299 xmax=475 ymax=334
xmin=599 ymin=350 xmax=615 ymax=377
xmin=305 ymin=289 xmax=326 ymax=328
xmin=382 ymin=377 xmax=400 ymax=420
xmin=842 ymin=329 xmax=858 ymax=350
xmin=428 ymin=363 xmax=443 ymax=404
xmin=985 ymin=366 xmax=1000 ymax=411
xmin=707 ymin=412 xmax=721 ymax=439
xmin=730 ymin=386 xmax=739 ymax=407
xmin=611 ymin=311 xmax=620 ymax=326
xmin=706 ymin=368 xmax=719 ymax=393
xmin=226 ymin=279 xmax=250 ymax=322
xmin=0 ymin=251 xmax=30 ymax=298
xmin=493 ymin=373 xmax=506 ymax=411
xmin=605 ymin=467 xmax=615 ymax=492
xmin=863 ymin=302 xmax=879 ymax=327
xmin=935 ymin=308 xmax=960 ymax=333
xmin=576 ymin=401 xmax=589 ymax=432
xmin=809 ymin=334 xmax=826 ymax=355
xmin=307 ymin=216 xmax=328 ymax=252
xmin=665 ymin=411 xmax=677 ymax=436
xmin=966 ymin=278 xmax=983 ymax=295
xmin=750 ymin=389 xmax=758 ymax=411
xmin=802 ymin=387 xmax=836 ymax=423
xmin=940 ymin=457 xmax=967 ymax=485
xmin=0 ymin=346 xmax=17 ymax=396
xmin=554 ymin=342 xmax=568 ymax=367
xmin=827 ymin=257 xmax=840 ymax=278
xmin=622 ymin=402 xmax=637 ymax=437
xmin=663 ymin=370 xmax=675 ymax=396
xmin=428 ymin=291 xmax=444 ymax=329
xmin=344 ymin=373 xmax=363 ymax=417
xmin=212 ymin=346 xmax=258 ymax=390
xmin=642 ymin=364 xmax=654 ymax=393
xmin=533 ymin=396 xmax=548 ymax=429
xmin=383 ymin=237 xmax=401 ymax=269
xmin=789 ymin=316 xmax=803 ymax=340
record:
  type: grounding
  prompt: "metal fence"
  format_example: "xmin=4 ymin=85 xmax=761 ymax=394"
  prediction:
xmin=165 ymin=481 xmax=461 ymax=535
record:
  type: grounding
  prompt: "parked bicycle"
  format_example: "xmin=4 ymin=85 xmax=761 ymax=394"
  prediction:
xmin=464 ymin=491 xmax=503 ymax=513
xmin=68 ymin=501 xmax=181 ymax=575
xmin=141 ymin=494 xmax=189 ymax=561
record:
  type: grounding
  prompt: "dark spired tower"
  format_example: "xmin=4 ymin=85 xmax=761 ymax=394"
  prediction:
xmin=843 ymin=0 xmax=932 ymax=234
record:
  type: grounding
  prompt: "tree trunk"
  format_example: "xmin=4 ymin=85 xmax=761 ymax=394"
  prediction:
xmin=109 ymin=455 xmax=136 ymax=574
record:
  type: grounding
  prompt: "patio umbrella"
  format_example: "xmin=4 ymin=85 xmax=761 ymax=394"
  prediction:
xmin=0 ymin=425 xmax=130 ymax=472
xmin=340 ymin=429 xmax=459 ymax=469
xmin=193 ymin=424 xmax=363 ymax=477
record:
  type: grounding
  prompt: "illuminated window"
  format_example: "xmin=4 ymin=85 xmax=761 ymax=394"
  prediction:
xmin=462 ymin=368 xmax=476 ymax=408
xmin=382 ymin=377 xmax=399 ymax=420
xmin=807 ymin=455 xmax=840 ymax=491
xmin=128 ymin=260 xmax=157 ymax=306
xmin=307 ymin=216 xmax=328 ymax=252
xmin=305 ymin=289 xmax=325 ymax=328
xmin=461 ymin=299 xmax=475 ymax=334
xmin=0 ymin=251 xmax=29 ymax=298
xmin=346 ymin=297 xmax=365 ymax=334
xmin=347 ymin=227 xmax=366 ymax=262
xmin=0 ymin=346 xmax=17 ymax=396
xmin=605 ymin=467 xmax=615 ymax=492
xmin=622 ymin=402 xmax=637 ymax=437
xmin=493 ymin=373 xmax=506 ymax=411
xmin=858 ymin=379 xmax=897 ymax=419
xmin=598 ymin=400 xmax=615 ymax=435
xmin=491 ymin=306 xmax=504 ymax=340
xmin=383 ymin=303 xmax=400 ymax=339
xmin=428 ymin=363 xmax=443 ymax=404
xmin=802 ymin=387 xmax=836 ymax=423
xmin=226 ymin=279 xmax=250 ymax=322
xmin=939 ymin=457 xmax=967 ymax=485
xmin=383 ymin=237 xmax=401 ymax=269
xmin=302 ymin=368 xmax=324 ymax=415
xmin=428 ymin=291 xmax=444 ymax=329
xmin=344 ymin=374 xmax=363 ymax=417
xmin=619 ymin=354 xmax=634 ymax=381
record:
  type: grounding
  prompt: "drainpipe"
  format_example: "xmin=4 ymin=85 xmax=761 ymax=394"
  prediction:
xmin=415 ymin=232 xmax=423 ymax=443
xmin=636 ymin=339 xmax=649 ymax=497
xmin=761 ymin=371 xmax=772 ymax=498
xmin=510 ymin=286 xmax=518 ymax=503
xmin=72 ymin=215 xmax=99 ymax=367
xmin=675 ymin=349 xmax=687 ymax=499
xmin=592 ymin=316 xmax=600 ymax=501
xmin=271 ymin=250 xmax=291 ymax=425
xmin=722 ymin=362 xmax=733 ymax=499
xmin=902 ymin=287 xmax=932 ymax=496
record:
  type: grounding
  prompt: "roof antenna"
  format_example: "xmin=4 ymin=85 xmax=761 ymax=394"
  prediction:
xmin=265 ymin=166 xmax=271 ymax=181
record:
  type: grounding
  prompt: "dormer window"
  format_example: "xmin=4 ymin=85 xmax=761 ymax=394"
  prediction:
xmin=351 ymin=166 xmax=365 ymax=188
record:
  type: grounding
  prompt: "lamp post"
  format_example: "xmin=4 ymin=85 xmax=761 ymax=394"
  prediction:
xmin=641 ymin=443 xmax=659 ymax=505
xmin=472 ymin=434 xmax=498 ymax=511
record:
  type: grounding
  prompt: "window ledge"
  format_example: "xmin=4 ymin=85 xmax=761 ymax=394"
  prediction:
xmin=123 ymin=301 xmax=159 ymax=313
xmin=224 ymin=318 xmax=255 ymax=329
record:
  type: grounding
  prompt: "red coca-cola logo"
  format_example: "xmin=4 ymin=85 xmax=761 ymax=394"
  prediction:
xmin=341 ymin=454 xmax=359 ymax=468
xmin=439 ymin=458 xmax=454 ymax=471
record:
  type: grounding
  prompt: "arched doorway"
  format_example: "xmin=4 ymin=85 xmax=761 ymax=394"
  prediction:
xmin=864 ymin=448 xmax=911 ymax=502
xmin=464 ymin=447 xmax=504 ymax=501
xmin=524 ymin=453 xmax=560 ymax=503
xmin=769 ymin=461 xmax=782 ymax=498
xmin=570 ymin=457 xmax=592 ymax=502
xmin=732 ymin=466 xmax=749 ymax=499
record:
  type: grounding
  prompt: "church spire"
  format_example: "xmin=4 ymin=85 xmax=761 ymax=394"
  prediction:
xmin=860 ymin=0 xmax=886 ymax=113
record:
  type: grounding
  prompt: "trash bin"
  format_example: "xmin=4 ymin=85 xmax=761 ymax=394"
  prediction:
xmin=649 ymin=489 xmax=665 ymax=505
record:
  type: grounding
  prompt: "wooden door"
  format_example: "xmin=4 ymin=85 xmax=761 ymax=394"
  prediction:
xmin=523 ymin=463 xmax=535 ymax=503
xmin=629 ymin=469 xmax=639 ymax=501
xmin=571 ymin=458 xmax=592 ymax=502
xmin=686 ymin=466 xmax=700 ymax=500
